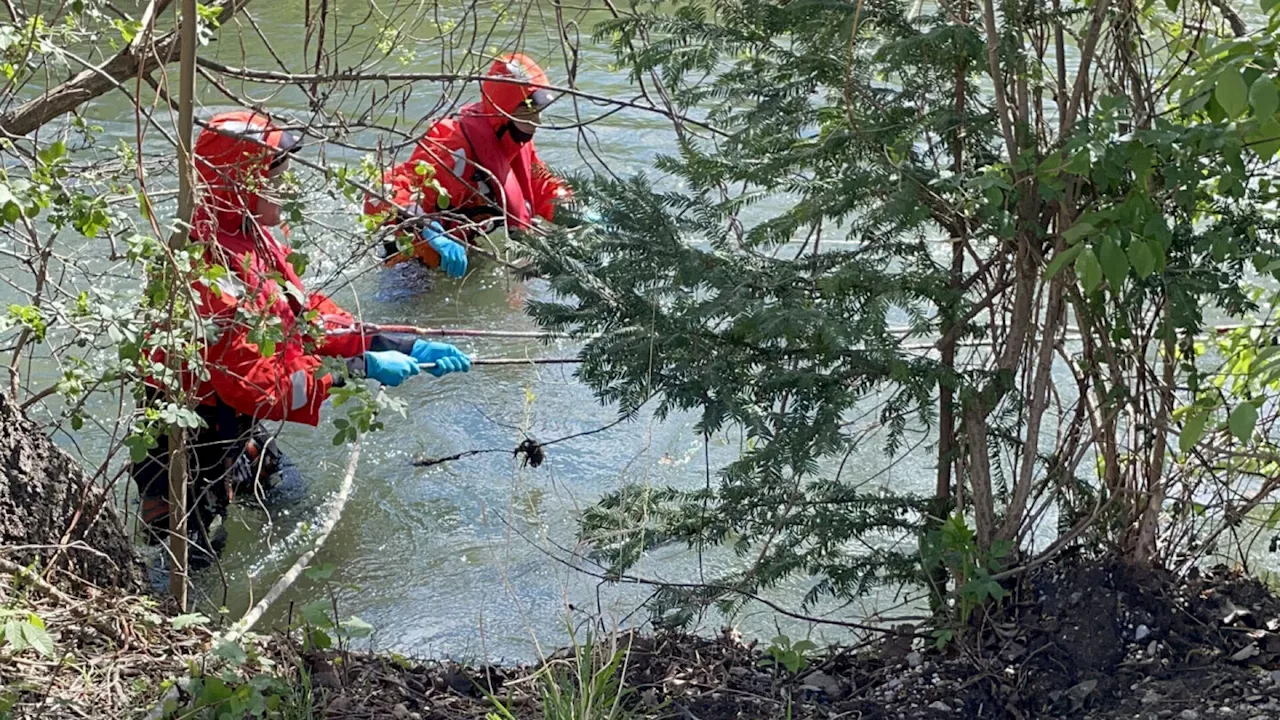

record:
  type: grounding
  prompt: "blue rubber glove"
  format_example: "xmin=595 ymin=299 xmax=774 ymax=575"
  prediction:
xmin=363 ymin=350 xmax=421 ymax=387
xmin=409 ymin=340 xmax=472 ymax=378
xmin=423 ymin=221 xmax=468 ymax=278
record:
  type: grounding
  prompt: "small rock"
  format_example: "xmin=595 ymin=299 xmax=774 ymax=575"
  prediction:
xmin=1142 ymin=690 xmax=1164 ymax=706
xmin=1135 ymin=624 xmax=1151 ymax=641
xmin=1231 ymin=644 xmax=1261 ymax=663
xmin=1148 ymin=640 xmax=1159 ymax=656
xmin=999 ymin=642 xmax=1026 ymax=661
xmin=1272 ymin=669 xmax=1280 ymax=685
xmin=392 ymin=705 xmax=412 ymax=720
xmin=928 ymin=701 xmax=951 ymax=712
xmin=314 ymin=672 xmax=342 ymax=690
xmin=1067 ymin=679 xmax=1098 ymax=710
xmin=1219 ymin=708 xmax=1234 ymax=717
xmin=1180 ymin=711 xmax=1200 ymax=720
xmin=906 ymin=651 xmax=923 ymax=668
xmin=800 ymin=671 xmax=842 ymax=696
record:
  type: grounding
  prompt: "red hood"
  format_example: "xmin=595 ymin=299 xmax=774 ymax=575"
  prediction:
xmin=476 ymin=53 xmax=552 ymax=131
xmin=192 ymin=111 xmax=296 ymax=240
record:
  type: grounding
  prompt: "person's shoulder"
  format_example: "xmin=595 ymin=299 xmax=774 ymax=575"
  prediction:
xmin=423 ymin=115 xmax=467 ymax=141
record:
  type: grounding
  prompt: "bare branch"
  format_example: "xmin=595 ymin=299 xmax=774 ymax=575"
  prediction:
xmin=0 ymin=0 xmax=250 ymax=138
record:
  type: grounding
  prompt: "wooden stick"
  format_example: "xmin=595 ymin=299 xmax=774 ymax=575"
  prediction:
xmin=220 ymin=439 xmax=361 ymax=644
xmin=165 ymin=0 xmax=200 ymax=613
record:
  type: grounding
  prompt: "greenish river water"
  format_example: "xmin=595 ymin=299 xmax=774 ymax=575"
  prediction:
xmin=23 ymin=0 xmax=1275 ymax=662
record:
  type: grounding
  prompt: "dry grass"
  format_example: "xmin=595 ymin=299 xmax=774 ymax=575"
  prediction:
xmin=0 ymin=562 xmax=212 ymax=720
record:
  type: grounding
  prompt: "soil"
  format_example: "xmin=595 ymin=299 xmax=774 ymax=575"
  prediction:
xmin=0 ymin=393 xmax=143 ymax=591
xmin=303 ymin=558 xmax=1280 ymax=720
xmin=6 ymin=551 xmax=1280 ymax=719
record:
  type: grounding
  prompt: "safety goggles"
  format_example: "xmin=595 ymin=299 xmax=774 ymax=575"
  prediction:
xmin=524 ymin=88 xmax=555 ymax=112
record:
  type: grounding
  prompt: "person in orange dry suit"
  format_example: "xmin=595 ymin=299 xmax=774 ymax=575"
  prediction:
xmin=132 ymin=111 xmax=472 ymax=563
xmin=364 ymin=53 xmax=572 ymax=276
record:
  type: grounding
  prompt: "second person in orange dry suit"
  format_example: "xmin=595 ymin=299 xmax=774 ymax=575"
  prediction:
xmin=363 ymin=53 xmax=571 ymax=275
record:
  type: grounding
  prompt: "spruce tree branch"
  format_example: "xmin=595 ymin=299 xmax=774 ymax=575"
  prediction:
xmin=499 ymin=511 xmax=910 ymax=636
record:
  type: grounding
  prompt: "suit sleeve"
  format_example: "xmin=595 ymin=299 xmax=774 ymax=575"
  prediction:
xmin=364 ymin=120 xmax=482 ymax=225
xmin=529 ymin=147 xmax=571 ymax=222
xmin=307 ymin=292 xmax=373 ymax=358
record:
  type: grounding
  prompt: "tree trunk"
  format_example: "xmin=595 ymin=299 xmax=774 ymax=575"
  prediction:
xmin=0 ymin=394 xmax=142 ymax=591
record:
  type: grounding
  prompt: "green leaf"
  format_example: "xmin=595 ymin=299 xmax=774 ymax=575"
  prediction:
xmin=1065 ymin=149 xmax=1091 ymax=175
xmin=1037 ymin=152 xmax=1063 ymax=176
xmin=1251 ymin=77 xmax=1279 ymax=118
xmin=984 ymin=185 xmax=1003 ymax=209
xmin=1249 ymin=117 xmax=1280 ymax=159
xmin=37 ymin=140 xmax=66 ymax=165
xmin=1128 ymin=239 xmax=1155 ymax=279
xmin=212 ymin=639 xmax=248 ymax=666
xmin=1265 ymin=502 xmax=1280 ymax=529
xmin=1075 ymin=247 xmax=1102 ymax=293
xmin=21 ymin=622 xmax=54 ymax=658
xmin=305 ymin=563 xmax=336 ymax=581
xmin=1062 ymin=221 xmax=1095 ymax=244
xmin=1229 ymin=402 xmax=1258 ymax=443
xmin=1181 ymin=411 xmax=1208 ymax=453
xmin=4 ymin=620 xmax=25 ymax=651
xmin=1099 ymin=238 xmax=1129 ymax=291
xmin=286 ymin=250 xmax=309 ymax=277
xmin=1265 ymin=0 xmax=1280 ymax=15
xmin=1217 ymin=68 xmax=1250 ymax=119
xmin=301 ymin=600 xmax=334 ymax=628
xmin=307 ymin=628 xmax=333 ymax=650
xmin=791 ymin=639 xmax=818 ymax=653
xmin=1044 ymin=245 xmax=1082 ymax=280
xmin=339 ymin=616 xmax=374 ymax=639
xmin=171 ymin=613 xmax=210 ymax=630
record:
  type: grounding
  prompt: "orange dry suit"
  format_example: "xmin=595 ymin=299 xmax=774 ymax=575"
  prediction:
xmin=364 ymin=53 xmax=570 ymax=267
